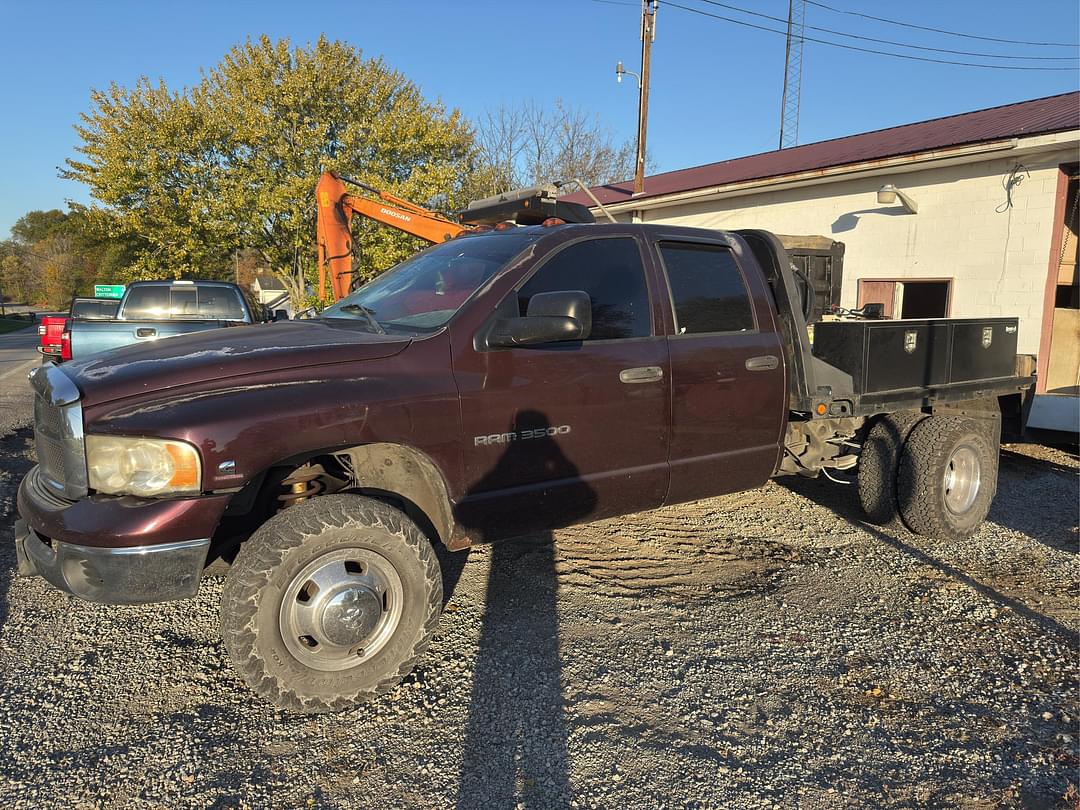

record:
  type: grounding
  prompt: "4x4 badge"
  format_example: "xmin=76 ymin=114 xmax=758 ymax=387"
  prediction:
xmin=904 ymin=330 xmax=918 ymax=354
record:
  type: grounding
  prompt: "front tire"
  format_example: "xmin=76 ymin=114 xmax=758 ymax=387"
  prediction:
xmin=220 ymin=494 xmax=443 ymax=713
xmin=896 ymin=416 xmax=996 ymax=541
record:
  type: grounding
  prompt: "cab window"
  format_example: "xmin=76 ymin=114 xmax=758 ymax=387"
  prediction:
xmin=517 ymin=238 xmax=651 ymax=340
xmin=659 ymin=242 xmax=755 ymax=334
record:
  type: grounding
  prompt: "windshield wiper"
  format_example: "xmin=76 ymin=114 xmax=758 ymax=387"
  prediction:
xmin=339 ymin=303 xmax=386 ymax=334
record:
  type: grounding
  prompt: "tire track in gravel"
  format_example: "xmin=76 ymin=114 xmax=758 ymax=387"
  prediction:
xmin=550 ymin=488 xmax=811 ymax=599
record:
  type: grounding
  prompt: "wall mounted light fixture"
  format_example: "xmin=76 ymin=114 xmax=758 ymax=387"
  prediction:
xmin=877 ymin=183 xmax=918 ymax=214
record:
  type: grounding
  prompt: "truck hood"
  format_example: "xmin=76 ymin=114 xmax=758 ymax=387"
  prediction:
xmin=63 ymin=320 xmax=412 ymax=406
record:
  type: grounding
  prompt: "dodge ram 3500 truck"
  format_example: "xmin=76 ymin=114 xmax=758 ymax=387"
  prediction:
xmin=14 ymin=224 xmax=1029 ymax=712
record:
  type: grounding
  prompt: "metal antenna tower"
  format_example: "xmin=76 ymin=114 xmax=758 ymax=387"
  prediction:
xmin=779 ymin=0 xmax=806 ymax=150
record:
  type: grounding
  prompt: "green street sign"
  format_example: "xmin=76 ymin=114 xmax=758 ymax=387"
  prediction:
xmin=94 ymin=284 xmax=125 ymax=299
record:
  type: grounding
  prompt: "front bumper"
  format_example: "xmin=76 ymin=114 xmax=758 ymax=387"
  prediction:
xmin=15 ymin=464 xmax=230 ymax=604
xmin=14 ymin=518 xmax=209 ymax=604
xmin=17 ymin=464 xmax=231 ymax=548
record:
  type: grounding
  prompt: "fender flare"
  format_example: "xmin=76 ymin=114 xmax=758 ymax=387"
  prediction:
xmin=334 ymin=443 xmax=466 ymax=550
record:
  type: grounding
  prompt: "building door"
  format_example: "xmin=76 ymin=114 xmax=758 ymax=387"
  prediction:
xmin=1044 ymin=166 xmax=1079 ymax=396
xmin=858 ymin=280 xmax=899 ymax=318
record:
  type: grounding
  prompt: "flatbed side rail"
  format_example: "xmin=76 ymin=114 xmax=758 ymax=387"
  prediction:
xmin=824 ymin=375 xmax=1034 ymax=418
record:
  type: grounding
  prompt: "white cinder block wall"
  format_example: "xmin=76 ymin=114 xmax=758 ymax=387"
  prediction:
xmin=636 ymin=146 xmax=1076 ymax=356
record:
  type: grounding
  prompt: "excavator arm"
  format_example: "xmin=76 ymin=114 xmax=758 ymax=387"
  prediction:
xmin=316 ymin=172 xmax=464 ymax=300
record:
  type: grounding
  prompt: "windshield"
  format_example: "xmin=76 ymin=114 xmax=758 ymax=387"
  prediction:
xmin=320 ymin=233 xmax=538 ymax=332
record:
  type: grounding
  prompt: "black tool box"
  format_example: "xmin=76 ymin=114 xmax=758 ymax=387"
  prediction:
xmin=811 ymin=318 xmax=1019 ymax=396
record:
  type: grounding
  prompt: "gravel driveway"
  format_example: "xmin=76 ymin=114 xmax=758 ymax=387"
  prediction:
xmin=0 ymin=374 xmax=1076 ymax=809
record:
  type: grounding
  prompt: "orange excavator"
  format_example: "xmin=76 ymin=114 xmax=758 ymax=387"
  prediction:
xmin=315 ymin=171 xmax=596 ymax=301
xmin=315 ymin=172 xmax=465 ymax=301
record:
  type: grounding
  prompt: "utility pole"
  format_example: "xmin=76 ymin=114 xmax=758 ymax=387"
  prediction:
xmin=634 ymin=0 xmax=657 ymax=196
xmin=779 ymin=0 xmax=806 ymax=150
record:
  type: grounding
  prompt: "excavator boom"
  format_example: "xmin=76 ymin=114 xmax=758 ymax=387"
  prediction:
xmin=316 ymin=172 xmax=464 ymax=300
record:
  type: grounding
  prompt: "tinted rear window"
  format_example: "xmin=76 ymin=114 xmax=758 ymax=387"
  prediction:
xmin=123 ymin=286 xmax=170 ymax=318
xmin=660 ymin=242 xmax=755 ymax=334
xmin=197 ymin=287 xmax=246 ymax=319
xmin=71 ymin=299 xmax=120 ymax=319
xmin=122 ymin=286 xmax=246 ymax=320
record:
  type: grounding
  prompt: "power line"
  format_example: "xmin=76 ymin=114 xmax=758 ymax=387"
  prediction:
xmin=662 ymin=0 xmax=1078 ymax=71
xmin=806 ymin=0 xmax=1079 ymax=48
xmin=696 ymin=0 xmax=1079 ymax=60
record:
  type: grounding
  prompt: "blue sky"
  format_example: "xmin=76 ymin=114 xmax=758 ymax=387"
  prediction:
xmin=1 ymin=0 xmax=1077 ymax=236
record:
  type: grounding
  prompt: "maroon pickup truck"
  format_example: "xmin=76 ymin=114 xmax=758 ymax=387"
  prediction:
xmin=14 ymin=223 xmax=1029 ymax=712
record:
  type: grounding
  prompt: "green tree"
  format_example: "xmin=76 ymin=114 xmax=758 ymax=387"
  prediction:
xmin=10 ymin=209 xmax=70 ymax=245
xmin=64 ymin=36 xmax=477 ymax=305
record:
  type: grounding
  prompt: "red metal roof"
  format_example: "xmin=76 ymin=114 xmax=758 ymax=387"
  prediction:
xmin=567 ymin=92 xmax=1080 ymax=206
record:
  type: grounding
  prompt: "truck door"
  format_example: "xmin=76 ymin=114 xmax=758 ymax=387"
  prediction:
xmin=451 ymin=235 xmax=670 ymax=542
xmin=655 ymin=239 xmax=787 ymax=504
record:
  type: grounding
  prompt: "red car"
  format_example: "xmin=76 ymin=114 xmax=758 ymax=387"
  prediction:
xmin=37 ymin=297 xmax=121 ymax=363
xmin=36 ymin=314 xmax=67 ymax=363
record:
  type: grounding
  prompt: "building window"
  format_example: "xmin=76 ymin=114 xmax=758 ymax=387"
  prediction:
xmin=857 ymin=279 xmax=952 ymax=319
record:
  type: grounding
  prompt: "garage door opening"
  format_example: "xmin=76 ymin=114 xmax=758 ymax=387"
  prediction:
xmin=857 ymin=279 xmax=952 ymax=319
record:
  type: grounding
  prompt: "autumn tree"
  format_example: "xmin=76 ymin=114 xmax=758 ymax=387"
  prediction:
xmin=0 ymin=207 xmax=142 ymax=308
xmin=64 ymin=36 xmax=478 ymax=305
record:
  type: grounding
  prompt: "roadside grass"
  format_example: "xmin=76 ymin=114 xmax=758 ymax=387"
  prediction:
xmin=0 ymin=318 xmax=33 ymax=334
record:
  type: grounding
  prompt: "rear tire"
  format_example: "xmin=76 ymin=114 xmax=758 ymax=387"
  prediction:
xmin=857 ymin=410 xmax=928 ymax=527
xmin=220 ymin=494 xmax=443 ymax=713
xmin=897 ymin=416 xmax=996 ymax=540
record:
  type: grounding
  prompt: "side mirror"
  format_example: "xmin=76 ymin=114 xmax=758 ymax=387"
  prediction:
xmin=273 ymin=309 xmax=290 ymax=322
xmin=488 ymin=290 xmax=592 ymax=348
xmin=526 ymin=290 xmax=592 ymax=337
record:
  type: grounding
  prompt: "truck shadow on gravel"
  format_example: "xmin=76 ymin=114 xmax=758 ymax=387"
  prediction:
xmin=777 ymin=474 xmax=1079 ymax=649
xmin=451 ymin=410 xmax=595 ymax=810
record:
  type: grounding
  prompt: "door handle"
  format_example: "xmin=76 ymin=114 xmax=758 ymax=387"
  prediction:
xmin=619 ymin=366 xmax=664 ymax=384
xmin=136 ymin=327 xmax=157 ymax=338
xmin=745 ymin=355 xmax=779 ymax=371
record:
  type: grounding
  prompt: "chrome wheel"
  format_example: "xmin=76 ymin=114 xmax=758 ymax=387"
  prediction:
xmin=279 ymin=548 xmax=404 ymax=672
xmin=943 ymin=444 xmax=982 ymax=516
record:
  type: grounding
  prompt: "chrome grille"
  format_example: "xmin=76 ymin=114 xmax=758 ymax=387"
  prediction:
xmin=34 ymin=395 xmax=67 ymax=483
xmin=29 ymin=366 xmax=87 ymax=499
xmin=37 ymin=431 xmax=69 ymax=482
xmin=35 ymin=394 xmax=63 ymax=436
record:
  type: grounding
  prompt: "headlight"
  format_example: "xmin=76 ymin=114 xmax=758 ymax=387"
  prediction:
xmin=86 ymin=435 xmax=202 ymax=497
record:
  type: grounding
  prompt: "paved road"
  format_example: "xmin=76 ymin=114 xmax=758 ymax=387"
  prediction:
xmin=0 ymin=329 xmax=38 ymax=434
